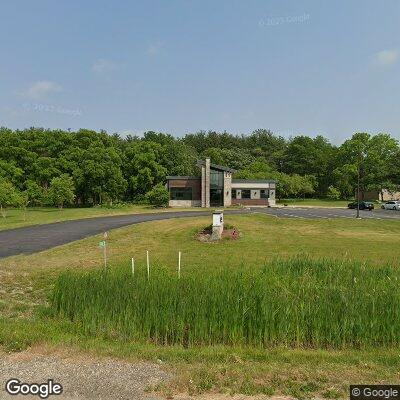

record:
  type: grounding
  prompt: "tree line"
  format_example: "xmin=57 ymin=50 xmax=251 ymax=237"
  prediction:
xmin=0 ymin=127 xmax=399 ymax=211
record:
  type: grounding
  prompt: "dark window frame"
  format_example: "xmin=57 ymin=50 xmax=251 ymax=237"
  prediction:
xmin=170 ymin=187 xmax=193 ymax=200
xmin=241 ymin=189 xmax=251 ymax=199
xmin=260 ymin=189 xmax=269 ymax=199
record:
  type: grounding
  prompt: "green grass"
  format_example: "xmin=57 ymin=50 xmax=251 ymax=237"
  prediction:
xmin=277 ymin=198 xmax=352 ymax=207
xmin=2 ymin=213 xmax=400 ymax=398
xmin=51 ymin=257 xmax=400 ymax=348
xmin=3 ymin=213 xmax=399 ymax=273
xmin=0 ymin=317 xmax=399 ymax=399
xmin=0 ymin=205 xmax=210 ymax=231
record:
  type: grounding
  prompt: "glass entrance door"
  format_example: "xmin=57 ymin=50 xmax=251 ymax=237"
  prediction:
xmin=210 ymin=189 xmax=223 ymax=206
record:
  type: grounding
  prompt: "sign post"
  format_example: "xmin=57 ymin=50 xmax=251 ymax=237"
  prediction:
xmin=99 ymin=232 xmax=108 ymax=270
xmin=146 ymin=250 xmax=150 ymax=281
xmin=178 ymin=251 xmax=181 ymax=279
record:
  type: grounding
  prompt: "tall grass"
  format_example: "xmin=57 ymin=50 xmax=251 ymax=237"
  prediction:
xmin=51 ymin=257 xmax=400 ymax=347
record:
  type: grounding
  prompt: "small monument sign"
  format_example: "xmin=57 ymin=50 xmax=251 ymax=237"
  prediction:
xmin=211 ymin=211 xmax=224 ymax=241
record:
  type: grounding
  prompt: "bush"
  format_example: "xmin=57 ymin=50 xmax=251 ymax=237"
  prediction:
xmin=326 ymin=186 xmax=341 ymax=200
xmin=145 ymin=184 xmax=169 ymax=207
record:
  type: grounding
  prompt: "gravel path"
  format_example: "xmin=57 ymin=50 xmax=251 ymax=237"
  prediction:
xmin=0 ymin=352 xmax=168 ymax=399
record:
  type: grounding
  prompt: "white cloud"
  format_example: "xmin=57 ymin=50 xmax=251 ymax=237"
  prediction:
xmin=372 ymin=49 xmax=399 ymax=67
xmin=92 ymin=58 xmax=118 ymax=73
xmin=21 ymin=81 xmax=62 ymax=100
xmin=119 ymin=129 xmax=145 ymax=137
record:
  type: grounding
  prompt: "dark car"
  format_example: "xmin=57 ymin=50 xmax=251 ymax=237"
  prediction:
xmin=347 ymin=201 xmax=374 ymax=210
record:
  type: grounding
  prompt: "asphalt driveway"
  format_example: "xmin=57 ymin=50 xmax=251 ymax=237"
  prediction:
xmin=1 ymin=207 xmax=399 ymax=259
xmin=251 ymin=206 xmax=400 ymax=220
xmin=0 ymin=210 xmax=248 ymax=258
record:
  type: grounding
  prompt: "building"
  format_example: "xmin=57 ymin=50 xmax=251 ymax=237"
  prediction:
xmin=358 ymin=189 xmax=400 ymax=202
xmin=166 ymin=158 xmax=276 ymax=207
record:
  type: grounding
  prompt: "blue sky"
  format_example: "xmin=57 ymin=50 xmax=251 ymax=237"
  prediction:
xmin=1 ymin=0 xmax=399 ymax=143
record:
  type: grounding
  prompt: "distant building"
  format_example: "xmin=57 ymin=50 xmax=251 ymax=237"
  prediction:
xmin=166 ymin=158 xmax=276 ymax=208
xmin=359 ymin=189 xmax=400 ymax=202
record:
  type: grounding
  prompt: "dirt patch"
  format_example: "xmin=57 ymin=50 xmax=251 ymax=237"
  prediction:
xmin=173 ymin=395 xmax=295 ymax=400
xmin=196 ymin=225 xmax=240 ymax=243
xmin=0 ymin=349 xmax=169 ymax=400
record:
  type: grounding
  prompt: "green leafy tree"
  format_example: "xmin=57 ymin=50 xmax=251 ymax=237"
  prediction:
xmin=48 ymin=174 xmax=75 ymax=209
xmin=284 ymin=135 xmax=336 ymax=195
xmin=14 ymin=191 xmax=29 ymax=221
xmin=336 ymin=132 xmax=399 ymax=199
xmin=145 ymin=184 xmax=169 ymax=207
xmin=0 ymin=159 xmax=24 ymax=187
xmin=0 ymin=178 xmax=21 ymax=218
xmin=124 ymin=142 xmax=167 ymax=199
xmin=25 ymin=180 xmax=45 ymax=206
xmin=326 ymin=186 xmax=341 ymax=200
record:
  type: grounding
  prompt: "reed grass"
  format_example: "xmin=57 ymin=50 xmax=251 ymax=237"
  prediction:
xmin=51 ymin=257 xmax=400 ymax=347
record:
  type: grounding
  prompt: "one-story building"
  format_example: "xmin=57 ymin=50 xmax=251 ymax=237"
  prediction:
xmin=358 ymin=189 xmax=400 ymax=202
xmin=166 ymin=158 xmax=276 ymax=207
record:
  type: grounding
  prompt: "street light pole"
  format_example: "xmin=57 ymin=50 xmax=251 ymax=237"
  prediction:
xmin=356 ymin=161 xmax=360 ymax=219
xmin=356 ymin=147 xmax=361 ymax=219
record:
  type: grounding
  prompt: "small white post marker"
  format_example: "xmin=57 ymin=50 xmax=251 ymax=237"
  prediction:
xmin=131 ymin=257 xmax=135 ymax=276
xmin=146 ymin=250 xmax=150 ymax=281
xmin=178 ymin=251 xmax=181 ymax=279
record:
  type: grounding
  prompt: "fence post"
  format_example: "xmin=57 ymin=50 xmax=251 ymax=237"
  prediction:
xmin=147 ymin=250 xmax=150 ymax=281
xmin=178 ymin=251 xmax=181 ymax=279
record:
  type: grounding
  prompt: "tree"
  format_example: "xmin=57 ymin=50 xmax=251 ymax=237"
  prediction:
xmin=0 ymin=178 xmax=21 ymax=218
xmin=284 ymin=135 xmax=336 ymax=195
xmin=25 ymin=180 xmax=45 ymax=206
xmin=48 ymin=174 xmax=75 ymax=209
xmin=202 ymin=147 xmax=255 ymax=171
xmin=14 ymin=191 xmax=29 ymax=221
xmin=124 ymin=141 xmax=167 ymax=199
xmin=336 ymin=132 xmax=399 ymax=199
xmin=145 ymin=184 xmax=169 ymax=207
xmin=326 ymin=186 xmax=341 ymax=200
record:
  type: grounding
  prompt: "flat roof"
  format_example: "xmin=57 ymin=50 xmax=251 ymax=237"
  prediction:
xmin=232 ymin=179 xmax=277 ymax=183
xmin=166 ymin=176 xmax=200 ymax=180
xmin=196 ymin=160 xmax=236 ymax=173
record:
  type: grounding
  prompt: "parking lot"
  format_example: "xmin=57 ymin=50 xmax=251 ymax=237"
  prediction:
xmin=252 ymin=206 xmax=400 ymax=220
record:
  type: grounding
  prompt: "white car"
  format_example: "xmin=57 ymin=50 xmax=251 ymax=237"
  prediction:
xmin=381 ymin=201 xmax=400 ymax=210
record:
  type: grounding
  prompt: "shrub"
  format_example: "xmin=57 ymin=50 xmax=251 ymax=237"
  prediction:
xmin=145 ymin=184 xmax=169 ymax=207
xmin=326 ymin=186 xmax=341 ymax=200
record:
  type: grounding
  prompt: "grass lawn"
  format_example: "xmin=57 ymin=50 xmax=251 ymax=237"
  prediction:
xmin=1 ymin=213 xmax=400 ymax=399
xmin=0 ymin=205 xmax=211 ymax=231
xmin=277 ymin=198 xmax=353 ymax=207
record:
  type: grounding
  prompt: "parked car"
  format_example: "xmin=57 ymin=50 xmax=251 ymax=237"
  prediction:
xmin=381 ymin=201 xmax=400 ymax=210
xmin=347 ymin=201 xmax=374 ymax=210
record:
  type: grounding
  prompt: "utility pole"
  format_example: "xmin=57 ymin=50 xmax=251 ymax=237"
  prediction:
xmin=356 ymin=147 xmax=361 ymax=219
xmin=356 ymin=163 xmax=360 ymax=219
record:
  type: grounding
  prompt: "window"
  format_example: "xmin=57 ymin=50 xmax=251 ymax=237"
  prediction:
xmin=170 ymin=187 xmax=192 ymax=200
xmin=241 ymin=189 xmax=251 ymax=199
xmin=232 ymin=190 xmax=236 ymax=199
xmin=210 ymin=170 xmax=224 ymax=189
xmin=260 ymin=189 xmax=269 ymax=198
